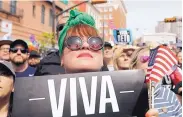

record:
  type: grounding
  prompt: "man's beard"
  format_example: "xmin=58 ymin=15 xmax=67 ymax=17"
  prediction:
xmin=11 ymin=56 xmax=26 ymax=66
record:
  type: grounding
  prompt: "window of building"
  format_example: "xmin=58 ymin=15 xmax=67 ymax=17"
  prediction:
xmin=104 ymin=8 xmax=108 ymax=12
xmin=99 ymin=7 xmax=103 ymax=12
xmin=41 ymin=5 xmax=45 ymax=24
xmin=109 ymin=14 xmax=113 ymax=19
xmin=32 ymin=5 xmax=36 ymax=17
xmin=49 ymin=9 xmax=53 ymax=26
xmin=104 ymin=22 xmax=108 ymax=27
xmin=10 ymin=1 xmax=16 ymax=14
xmin=104 ymin=14 xmax=108 ymax=19
xmin=109 ymin=7 xmax=112 ymax=12
xmin=104 ymin=29 xmax=108 ymax=35
xmin=110 ymin=29 xmax=113 ymax=35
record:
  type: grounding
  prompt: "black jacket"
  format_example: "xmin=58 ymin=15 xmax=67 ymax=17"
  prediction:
xmin=34 ymin=51 xmax=65 ymax=76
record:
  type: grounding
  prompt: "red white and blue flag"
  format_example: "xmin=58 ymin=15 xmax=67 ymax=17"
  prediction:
xmin=146 ymin=45 xmax=178 ymax=83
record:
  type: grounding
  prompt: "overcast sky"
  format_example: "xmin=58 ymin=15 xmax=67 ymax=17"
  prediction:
xmin=123 ymin=0 xmax=182 ymax=38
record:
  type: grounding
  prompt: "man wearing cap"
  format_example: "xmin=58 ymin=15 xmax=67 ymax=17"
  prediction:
xmin=9 ymin=39 xmax=36 ymax=78
xmin=0 ymin=60 xmax=15 ymax=117
xmin=28 ymin=50 xmax=41 ymax=68
xmin=103 ymin=42 xmax=114 ymax=71
xmin=0 ymin=39 xmax=12 ymax=61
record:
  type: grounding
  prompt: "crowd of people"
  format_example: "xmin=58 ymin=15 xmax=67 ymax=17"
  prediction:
xmin=0 ymin=9 xmax=182 ymax=117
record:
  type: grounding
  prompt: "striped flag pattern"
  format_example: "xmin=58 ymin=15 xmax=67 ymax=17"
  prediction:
xmin=146 ymin=45 xmax=178 ymax=82
xmin=153 ymin=82 xmax=182 ymax=117
xmin=108 ymin=20 xmax=117 ymax=30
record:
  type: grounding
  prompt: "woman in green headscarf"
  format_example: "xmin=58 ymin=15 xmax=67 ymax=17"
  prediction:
xmin=58 ymin=9 xmax=159 ymax=117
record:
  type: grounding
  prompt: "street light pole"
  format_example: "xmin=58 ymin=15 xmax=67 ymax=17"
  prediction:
xmin=52 ymin=0 xmax=56 ymax=48
xmin=55 ymin=0 xmax=88 ymax=19
xmin=55 ymin=0 xmax=89 ymax=40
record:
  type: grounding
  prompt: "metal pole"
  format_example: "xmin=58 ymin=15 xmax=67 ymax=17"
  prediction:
xmin=55 ymin=0 xmax=88 ymax=40
xmin=103 ymin=14 xmax=105 ymax=41
xmin=52 ymin=0 xmax=56 ymax=48
xmin=55 ymin=0 xmax=88 ymax=18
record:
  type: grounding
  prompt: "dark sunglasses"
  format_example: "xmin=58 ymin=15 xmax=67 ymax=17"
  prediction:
xmin=64 ymin=36 xmax=104 ymax=51
xmin=10 ymin=48 xmax=28 ymax=54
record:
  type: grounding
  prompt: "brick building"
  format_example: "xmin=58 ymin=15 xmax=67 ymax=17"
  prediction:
xmin=94 ymin=0 xmax=127 ymax=43
xmin=0 ymin=1 xmax=74 ymax=49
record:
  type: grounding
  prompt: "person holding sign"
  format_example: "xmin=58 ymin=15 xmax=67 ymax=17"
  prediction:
xmin=58 ymin=9 xmax=159 ymax=117
xmin=0 ymin=61 xmax=15 ymax=117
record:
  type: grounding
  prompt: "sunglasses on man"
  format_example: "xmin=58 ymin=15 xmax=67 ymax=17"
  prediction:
xmin=64 ymin=36 xmax=104 ymax=51
xmin=10 ymin=48 xmax=28 ymax=54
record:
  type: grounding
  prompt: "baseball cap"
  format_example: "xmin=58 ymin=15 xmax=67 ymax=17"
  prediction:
xmin=104 ymin=42 xmax=113 ymax=48
xmin=29 ymin=50 xmax=41 ymax=58
xmin=0 ymin=39 xmax=12 ymax=46
xmin=0 ymin=60 xmax=15 ymax=79
xmin=10 ymin=39 xmax=28 ymax=50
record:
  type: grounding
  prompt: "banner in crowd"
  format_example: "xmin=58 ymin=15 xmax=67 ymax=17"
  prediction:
xmin=12 ymin=70 xmax=147 ymax=117
xmin=113 ymin=29 xmax=132 ymax=45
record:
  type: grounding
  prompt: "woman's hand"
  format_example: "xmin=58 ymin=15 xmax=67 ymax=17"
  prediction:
xmin=145 ymin=109 xmax=159 ymax=117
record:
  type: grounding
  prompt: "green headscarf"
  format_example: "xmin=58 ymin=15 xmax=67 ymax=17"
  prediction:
xmin=58 ymin=10 xmax=97 ymax=54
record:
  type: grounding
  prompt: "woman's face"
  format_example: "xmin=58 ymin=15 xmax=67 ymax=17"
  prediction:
xmin=61 ymin=36 xmax=103 ymax=73
xmin=177 ymin=52 xmax=182 ymax=64
xmin=117 ymin=50 xmax=133 ymax=70
xmin=135 ymin=49 xmax=150 ymax=74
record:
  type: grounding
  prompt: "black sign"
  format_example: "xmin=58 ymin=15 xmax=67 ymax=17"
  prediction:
xmin=12 ymin=70 xmax=147 ymax=117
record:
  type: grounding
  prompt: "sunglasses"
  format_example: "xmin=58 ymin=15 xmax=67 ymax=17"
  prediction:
xmin=10 ymin=48 xmax=28 ymax=54
xmin=64 ymin=36 xmax=104 ymax=51
xmin=140 ymin=55 xmax=149 ymax=63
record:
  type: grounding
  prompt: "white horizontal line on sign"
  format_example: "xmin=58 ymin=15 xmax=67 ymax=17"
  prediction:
xmin=29 ymin=98 xmax=45 ymax=101
xmin=120 ymin=91 xmax=134 ymax=94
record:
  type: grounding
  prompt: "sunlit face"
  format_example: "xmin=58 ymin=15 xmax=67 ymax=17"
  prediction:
xmin=0 ymin=74 xmax=14 ymax=99
xmin=10 ymin=45 xmax=29 ymax=66
xmin=104 ymin=46 xmax=113 ymax=59
xmin=177 ymin=52 xmax=182 ymax=64
xmin=28 ymin=57 xmax=40 ymax=67
xmin=61 ymin=36 xmax=103 ymax=73
xmin=135 ymin=49 xmax=150 ymax=74
xmin=117 ymin=50 xmax=132 ymax=70
xmin=0 ymin=44 xmax=10 ymax=61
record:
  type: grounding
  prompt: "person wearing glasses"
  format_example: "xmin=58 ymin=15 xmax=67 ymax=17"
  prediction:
xmin=58 ymin=9 xmax=161 ymax=117
xmin=9 ymin=39 xmax=36 ymax=78
xmin=130 ymin=47 xmax=182 ymax=117
xmin=0 ymin=61 xmax=15 ymax=117
xmin=0 ymin=39 xmax=12 ymax=61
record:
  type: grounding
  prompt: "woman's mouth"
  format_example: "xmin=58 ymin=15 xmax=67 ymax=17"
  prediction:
xmin=77 ymin=53 xmax=93 ymax=58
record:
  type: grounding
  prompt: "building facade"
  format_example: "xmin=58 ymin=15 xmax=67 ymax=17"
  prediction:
xmin=94 ymin=0 xmax=127 ymax=43
xmin=0 ymin=1 xmax=74 ymax=49
xmin=155 ymin=17 xmax=182 ymax=41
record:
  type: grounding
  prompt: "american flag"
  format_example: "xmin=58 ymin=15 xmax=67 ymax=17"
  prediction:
xmin=108 ymin=20 xmax=117 ymax=30
xmin=146 ymin=45 xmax=178 ymax=83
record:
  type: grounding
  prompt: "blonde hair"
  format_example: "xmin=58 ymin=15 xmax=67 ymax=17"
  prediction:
xmin=129 ymin=47 xmax=150 ymax=69
xmin=113 ymin=45 xmax=138 ymax=70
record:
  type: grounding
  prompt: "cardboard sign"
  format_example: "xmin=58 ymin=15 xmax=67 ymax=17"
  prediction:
xmin=12 ymin=70 xmax=147 ymax=117
xmin=113 ymin=29 xmax=132 ymax=45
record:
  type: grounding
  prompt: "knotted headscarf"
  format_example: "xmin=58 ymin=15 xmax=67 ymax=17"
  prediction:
xmin=58 ymin=10 xmax=96 ymax=54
